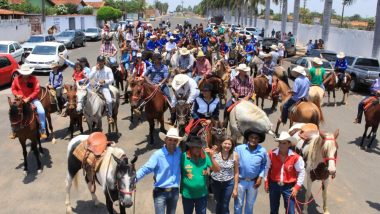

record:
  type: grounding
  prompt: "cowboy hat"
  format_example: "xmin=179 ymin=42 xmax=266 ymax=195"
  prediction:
xmin=186 ymin=135 xmax=203 ymax=147
xmin=244 ymin=129 xmax=266 ymax=143
xmin=50 ymin=61 xmax=60 ymax=69
xmin=312 ymin=57 xmax=323 ymax=65
xmin=337 ymin=52 xmax=345 ymax=59
xmin=159 ymin=127 xmax=182 ymax=140
xmin=179 ymin=47 xmax=190 ymax=56
xmin=275 ymin=131 xmax=297 ymax=145
xmin=197 ymin=50 xmax=206 ymax=58
xmin=173 ymin=30 xmax=179 ymax=34
xmin=172 ymin=74 xmax=190 ymax=91
xmin=150 ymin=35 xmax=157 ymax=39
xmin=278 ymin=43 xmax=284 ymax=48
xmin=291 ymin=65 xmax=307 ymax=77
xmin=147 ymin=23 xmax=152 ymax=27
xmin=236 ymin=63 xmax=250 ymax=72
xmin=136 ymin=52 xmax=142 ymax=58
xmin=246 ymin=35 xmax=252 ymax=40
xmin=169 ymin=36 xmax=175 ymax=40
xmin=270 ymin=44 xmax=278 ymax=50
xmin=17 ymin=64 xmax=34 ymax=75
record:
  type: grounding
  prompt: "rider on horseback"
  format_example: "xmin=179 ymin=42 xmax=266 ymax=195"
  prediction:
xmin=132 ymin=53 xmax=146 ymax=77
xmin=354 ymin=73 xmax=380 ymax=124
xmin=164 ymin=36 xmax=177 ymax=65
xmin=146 ymin=35 xmax=158 ymax=60
xmin=193 ymin=51 xmax=212 ymax=83
xmin=259 ymin=53 xmax=276 ymax=92
xmin=218 ymin=35 xmax=229 ymax=60
xmin=192 ymin=83 xmax=220 ymax=122
xmin=334 ymin=52 xmax=348 ymax=85
xmin=176 ymin=47 xmax=195 ymax=77
xmin=309 ymin=57 xmax=326 ymax=90
xmin=244 ymin=36 xmax=255 ymax=64
xmin=88 ymin=55 xmax=115 ymax=124
xmin=280 ymin=66 xmax=310 ymax=124
xmin=99 ymin=36 xmax=117 ymax=65
xmin=47 ymin=62 xmax=64 ymax=114
xmin=10 ymin=65 xmax=47 ymax=139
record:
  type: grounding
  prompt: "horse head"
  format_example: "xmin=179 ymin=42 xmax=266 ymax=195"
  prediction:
xmin=112 ymin=154 xmax=138 ymax=208
xmin=8 ymin=96 xmax=26 ymax=129
xmin=75 ymin=82 xmax=89 ymax=113
xmin=210 ymin=119 xmax=227 ymax=143
xmin=130 ymin=78 xmax=146 ymax=108
xmin=320 ymin=129 xmax=339 ymax=177
xmin=64 ymin=85 xmax=77 ymax=111
xmin=175 ymin=100 xmax=190 ymax=126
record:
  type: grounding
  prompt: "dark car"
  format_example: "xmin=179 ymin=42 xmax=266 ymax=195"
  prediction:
xmin=261 ymin=38 xmax=278 ymax=53
xmin=0 ymin=54 xmax=19 ymax=86
xmin=55 ymin=30 xmax=86 ymax=49
xmin=282 ymin=41 xmax=296 ymax=58
xmin=307 ymin=49 xmax=337 ymax=62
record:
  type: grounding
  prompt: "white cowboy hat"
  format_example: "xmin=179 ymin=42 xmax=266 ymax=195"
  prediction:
xmin=159 ymin=127 xmax=182 ymax=140
xmin=147 ymin=23 xmax=152 ymax=27
xmin=169 ymin=36 xmax=175 ymax=40
xmin=150 ymin=35 xmax=157 ymax=39
xmin=197 ymin=50 xmax=205 ymax=58
xmin=278 ymin=43 xmax=284 ymax=48
xmin=173 ymin=30 xmax=179 ymax=34
xmin=291 ymin=65 xmax=307 ymax=77
xmin=17 ymin=64 xmax=34 ymax=75
xmin=50 ymin=61 xmax=60 ymax=68
xmin=172 ymin=74 xmax=190 ymax=91
xmin=236 ymin=63 xmax=250 ymax=72
xmin=136 ymin=52 xmax=142 ymax=58
xmin=337 ymin=52 xmax=345 ymax=59
xmin=270 ymin=44 xmax=278 ymax=50
xmin=275 ymin=131 xmax=297 ymax=145
xmin=312 ymin=57 xmax=323 ymax=65
xmin=246 ymin=35 xmax=252 ymax=40
xmin=179 ymin=47 xmax=190 ymax=56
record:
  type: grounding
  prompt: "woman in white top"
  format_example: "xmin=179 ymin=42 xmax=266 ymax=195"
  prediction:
xmin=277 ymin=43 xmax=285 ymax=66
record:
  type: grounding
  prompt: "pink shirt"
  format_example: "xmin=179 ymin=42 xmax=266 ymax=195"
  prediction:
xmin=194 ymin=58 xmax=211 ymax=76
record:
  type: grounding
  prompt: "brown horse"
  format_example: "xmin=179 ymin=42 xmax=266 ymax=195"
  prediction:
xmin=8 ymin=97 xmax=44 ymax=174
xmin=360 ymin=103 xmax=380 ymax=148
xmin=185 ymin=119 xmax=226 ymax=149
xmin=323 ymin=72 xmax=351 ymax=106
xmin=198 ymin=75 xmax=226 ymax=104
xmin=47 ymin=25 xmax=57 ymax=35
xmin=274 ymin=81 xmax=324 ymax=135
xmin=130 ymin=79 xmax=169 ymax=143
xmin=253 ymin=76 xmax=272 ymax=109
xmin=39 ymin=87 xmax=58 ymax=144
xmin=63 ymin=85 xmax=83 ymax=139
xmin=138 ymin=32 xmax=145 ymax=49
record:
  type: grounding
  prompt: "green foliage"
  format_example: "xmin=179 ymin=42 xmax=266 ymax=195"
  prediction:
xmin=154 ymin=1 xmax=169 ymax=15
xmin=0 ymin=0 xmax=10 ymax=10
xmin=64 ymin=3 xmax=77 ymax=14
xmin=175 ymin=5 xmax=182 ymax=12
xmin=45 ymin=7 xmax=57 ymax=15
xmin=79 ymin=6 xmax=93 ymax=15
xmin=55 ymin=4 xmax=68 ymax=15
xmin=2 ymin=0 xmax=41 ymax=13
xmin=97 ymin=6 xmax=122 ymax=21
xmin=105 ymin=0 xmax=144 ymax=13
xmin=272 ymin=13 xmax=281 ymax=21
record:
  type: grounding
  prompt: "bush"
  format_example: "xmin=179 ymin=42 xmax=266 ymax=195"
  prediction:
xmin=9 ymin=1 xmax=40 ymax=13
xmin=55 ymin=4 xmax=68 ymax=15
xmin=65 ymin=3 xmax=78 ymax=14
xmin=97 ymin=6 xmax=122 ymax=21
xmin=45 ymin=7 xmax=57 ymax=15
xmin=79 ymin=6 xmax=93 ymax=15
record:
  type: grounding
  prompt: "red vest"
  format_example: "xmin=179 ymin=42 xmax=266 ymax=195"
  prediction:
xmin=268 ymin=149 xmax=301 ymax=184
xmin=135 ymin=63 xmax=145 ymax=77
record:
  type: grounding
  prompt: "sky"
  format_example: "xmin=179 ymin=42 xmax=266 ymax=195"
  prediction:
xmin=152 ymin=0 xmax=378 ymax=18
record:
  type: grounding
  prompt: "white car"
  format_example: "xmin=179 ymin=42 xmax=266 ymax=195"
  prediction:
xmin=0 ymin=41 xmax=25 ymax=64
xmin=150 ymin=16 xmax=155 ymax=21
xmin=22 ymin=35 xmax=56 ymax=56
xmin=24 ymin=42 xmax=68 ymax=73
xmin=84 ymin=28 xmax=101 ymax=41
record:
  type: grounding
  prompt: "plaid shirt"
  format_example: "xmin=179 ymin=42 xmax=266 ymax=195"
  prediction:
xmin=230 ymin=75 xmax=254 ymax=97
xmin=99 ymin=44 xmax=117 ymax=56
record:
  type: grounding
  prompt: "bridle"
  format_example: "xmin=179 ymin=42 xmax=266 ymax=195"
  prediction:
xmin=115 ymin=166 xmax=137 ymax=196
xmin=10 ymin=100 xmax=35 ymax=129
xmin=321 ymin=137 xmax=338 ymax=166
xmin=211 ymin=126 xmax=226 ymax=137
xmin=132 ymin=82 xmax=160 ymax=109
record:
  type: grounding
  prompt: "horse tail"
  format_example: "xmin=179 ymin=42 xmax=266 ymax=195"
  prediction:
xmin=315 ymin=104 xmax=324 ymax=125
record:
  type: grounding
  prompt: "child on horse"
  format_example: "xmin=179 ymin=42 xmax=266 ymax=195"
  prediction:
xmin=48 ymin=62 xmax=64 ymax=115
xmin=334 ymin=52 xmax=348 ymax=85
xmin=354 ymin=73 xmax=380 ymax=124
xmin=10 ymin=65 xmax=47 ymax=139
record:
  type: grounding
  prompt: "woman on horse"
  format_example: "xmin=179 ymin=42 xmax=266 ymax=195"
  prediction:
xmin=334 ymin=52 xmax=348 ymax=85
xmin=354 ymin=73 xmax=380 ymax=124
xmin=192 ymin=51 xmax=212 ymax=83
xmin=10 ymin=65 xmax=47 ymax=139
xmin=132 ymin=52 xmax=146 ymax=77
xmin=309 ymin=57 xmax=326 ymax=90
xmin=191 ymin=83 xmax=220 ymax=123
xmin=120 ymin=42 xmax=133 ymax=76
xmin=61 ymin=55 xmax=91 ymax=78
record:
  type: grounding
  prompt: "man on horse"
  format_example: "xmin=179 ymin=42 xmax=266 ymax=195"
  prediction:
xmin=146 ymin=35 xmax=158 ymax=60
xmin=224 ymin=64 xmax=254 ymax=121
xmin=259 ymin=53 xmax=276 ymax=92
xmin=280 ymin=66 xmax=310 ymax=124
xmin=334 ymin=52 xmax=348 ymax=85
xmin=354 ymin=73 xmax=380 ymax=124
xmin=165 ymin=36 xmax=177 ymax=65
xmin=218 ymin=35 xmax=229 ymax=60
xmin=47 ymin=62 xmax=64 ymax=114
xmin=99 ymin=35 xmax=117 ymax=65
xmin=244 ymin=36 xmax=255 ymax=65
xmin=309 ymin=57 xmax=326 ymax=90
xmin=269 ymin=45 xmax=279 ymax=65
xmin=10 ymin=65 xmax=47 ymax=139
xmin=193 ymin=51 xmax=212 ymax=83
xmin=176 ymin=47 xmax=195 ymax=77
xmin=88 ymin=55 xmax=115 ymax=124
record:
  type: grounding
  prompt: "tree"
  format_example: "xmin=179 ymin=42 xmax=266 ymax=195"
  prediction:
xmin=0 ymin=0 xmax=10 ymax=9
xmin=97 ymin=6 xmax=122 ymax=21
xmin=265 ymin=0 xmax=271 ymax=36
xmin=55 ymin=4 xmax=68 ymax=15
xmin=322 ymin=0 xmax=333 ymax=48
xmin=79 ymin=6 xmax=93 ymax=15
xmin=293 ymin=0 xmax=300 ymax=37
xmin=372 ymin=0 xmax=380 ymax=58
xmin=64 ymin=3 xmax=78 ymax=14
xmin=340 ymin=0 xmax=356 ymax=27
xmin=175 ymin=5 xmax=182 ymax=12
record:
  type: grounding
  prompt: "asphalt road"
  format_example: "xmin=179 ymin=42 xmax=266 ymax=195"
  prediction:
xmin=0 ymin=14 xmax=379 ymax=214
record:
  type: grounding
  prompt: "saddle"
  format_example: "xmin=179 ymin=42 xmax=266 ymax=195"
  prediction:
xmin=73 ymin=132 xmax=111 ymax=193
xmin=364 ymin=96 xmax=380 ymax=111
xmin=289 ymin=98 xmax=307 ymax=114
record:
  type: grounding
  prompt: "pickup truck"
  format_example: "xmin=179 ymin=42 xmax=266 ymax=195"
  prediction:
xmin=345 ymin=56 xmax=380 ymax=91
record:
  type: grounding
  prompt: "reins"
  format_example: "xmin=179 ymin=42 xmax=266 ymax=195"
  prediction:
xmin=10 ymin=103 xmax=36 ymax=128
xmin=136 ymin=82 xmax=161 ymax=109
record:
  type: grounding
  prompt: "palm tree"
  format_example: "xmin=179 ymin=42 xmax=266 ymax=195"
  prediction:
xmin=322 ymin=0 xmax=333 ymax=47
xmin=340 ymin=0 xmax=356 ymax=27
xmin=293 ymin=0 xmax=301 ymax=38
xmin=373 ymin=0 xmax=380 ymax=58
xmin=281 ymin=0 xmax=288 ymax=35
xmin=265 ymin=0 xmax=271 ymax=36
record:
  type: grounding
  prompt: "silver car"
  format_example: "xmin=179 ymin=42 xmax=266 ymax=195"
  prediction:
xmin=84 ymin=28 xmax=101 ymax=41
xmin=288 ymin=57 xmax=334 ymax=79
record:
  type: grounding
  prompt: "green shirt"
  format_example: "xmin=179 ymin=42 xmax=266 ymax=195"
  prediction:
xmin=309 ymin=67 xmax=326 ymax=85
xmin=180 ymin=151 xmax=212 ymax=199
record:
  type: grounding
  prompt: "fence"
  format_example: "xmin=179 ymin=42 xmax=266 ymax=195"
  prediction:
xmin=0 ymin=19 xmax=31 ymax=42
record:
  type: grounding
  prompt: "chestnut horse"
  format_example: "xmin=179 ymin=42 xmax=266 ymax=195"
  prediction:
xmin=360 ymin=103 xmax=380 ymax=148
xmin=253 ymin=76 xmax=272 ymax=110
xmin=8 ymin=97 xmax=44 ymax=174
xmin=64 ymin=85 xmax=83 ymax=139
xmin=185 ymin=119 xmax=226 ymax=149
xmin=198 ymin=75 xmax=226 ymax=104
xmin=130 ymin=79 xmax=169 ymax=143
xmin=323 ymin=72 xmax=351 ymax=106
xmin=39 ymin=87 xmax=59 ymax=144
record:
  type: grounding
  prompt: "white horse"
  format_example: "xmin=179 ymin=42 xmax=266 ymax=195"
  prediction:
xmin=76 ymin=83 xmax=120 ymax=134
xmin=289 ymin=123 xmax=339 ymax=214
xmin=65 ymin=135 xmax=138 ymax=214
xmin=309 ymin=86 xmax=325 ymax=108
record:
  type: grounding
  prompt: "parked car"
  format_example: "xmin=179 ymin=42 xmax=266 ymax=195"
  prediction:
xmin=84 ymin=28 xmax=101 ymax=41
xmin=24 ymin=42 xmax=68 ymax=73
xmin=22 ymin=35 xmax=56 ymax=57
xmin=260 ymin=38 xmax=278 ymax=53
xmin=0 ymin=41 xmax=25 ymax=64
xmin=125 ymin=19 xmax=134 ymax=27
xmin=282 ymin=41 xmax=296 ymax=58
xmin=345 ymin=56 xmax=380 ymax=91
xmin=307 ymin=49 xmax=337 ymax=62
xmin=55 ymin=30 xmax=86 ymax=49
xmin=0 ymin=54 xmax=19 ymax=86
xmin=244 ymin=27 xmax=259 ymax=36
xmin=149 ymin=16 xmax=155 ymax=21
xmin=288 ymin=57 xmax=334 ymax=79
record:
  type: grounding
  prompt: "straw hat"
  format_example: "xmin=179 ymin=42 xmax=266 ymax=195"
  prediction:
xmin=17 ymin=64 xmax=34 ymax=75
xmin=150 ymin=35 xmax=157 ymax=39
xmin=197 ymin=50 xmax=205 ymax=58
xmin=179 ymin=47 xmax=190 ymax=56
xmin=270 ymin=44 xmax=278 ymax=50
xmin=172 ymin=74 xmax=190 ymax=91
xmin=337 ymin=52 xmax=345 ymax=59
xmin=312 ymin=57 xmax=323 ymax=65
xmin=50 ymin=61 xmax=60 ymax=69
xmin=169 ymin=36 xmax=175 ymax=40
xmin=136 ymin=52 xmax=142 ymax=58
xmin=147 ymin=23 xmax=152 ymax=27
xmin=236 ymin=63 xmax=250 ymax=72
xmin=278 ymin=43 xmax=284 ymax=48
xmin=246 ymin=35 xmax=252 ymax=40
xmin=159 ymin=127 xmax=182 ymax=140
xmin=275 ymin=131 xmax=297 ymax=145
xmin=291 ymin=65 xmax=307 ymax=77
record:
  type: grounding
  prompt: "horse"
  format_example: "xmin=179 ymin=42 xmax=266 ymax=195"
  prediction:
xmin=76 ymin=83 xmax=120 ymax=134
xmin=47 ymin=25 xmax=58 ymax=35
xmin=289 ymin=124 xmax=339 ymax=214
xmin=8 ymin=97 xmax=44 ymax=174
xmin=308 ymin=85 xmax=325 ymax=108
xmin=360 ymin=102 xmax=380 ymax=149
xmin=323 ymin=72 xmax=351 ymax=106
xmin=130 ymin=79 xmax=169 ymax=143
xmin=138 ymin=32 xmax=145 ymax=49
xmin=64 ymin=85 xmax=84 ymax=139
xmin=253 ymin=76 xmax=272 ymax=109
xmin=174 ymin=99 xmax=191 ymax=136
xmin=185 ymin=119 xmax=226 ymax=149
xmin=39 ymin=86 xmax=59 ymax=144
xmin=198 ymin=75 xmax=226 ymax=105
xmin=65 ymin=135 xmax=138 ymax=214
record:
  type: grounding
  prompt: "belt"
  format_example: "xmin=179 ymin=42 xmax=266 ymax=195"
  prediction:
xmin=154 ymin=187 xmax=178 ymax=192
xmin=271 ymin=181 xmax=296 ymax=186
xmin=239 ymin=177 xmax=257 ymax=182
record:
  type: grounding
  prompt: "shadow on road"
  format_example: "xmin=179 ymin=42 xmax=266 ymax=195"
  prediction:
xmin=72 ymin=200 xmax=107 ymax=214
xmin=347 ymin=136 xmax=380 ymax=155
xmin=133 ymin=130 xmax=164 ymax=157
xmin=366 ymin=200 xmax=380 ymax=212
xmin=296 ymin=187 xmax=322 ymax=214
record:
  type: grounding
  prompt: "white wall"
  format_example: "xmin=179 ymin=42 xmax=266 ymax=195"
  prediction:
xmin=44 ymin=15 xmax=97 ymax=33
xmin=0 ymin=19 xmax=31 ymax=42
xmin=232 ymin=17 xmax=377 ymax=58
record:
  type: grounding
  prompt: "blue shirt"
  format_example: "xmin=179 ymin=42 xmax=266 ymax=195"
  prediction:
xmin=145 ymin=31 xmax=153 ymax=39
xmin=245 ymin=43 xmax=255 ymax=54
xmin=235 ymin=144 xmax=267 ymax=179
xmin=220 ymin=42 xmax=229 ymax=53
xmin=136 ymin=146 xmax=181 ymax=188
xmin=292 ymin=75 xmax=310 ymax=101
xmin=200 ymin=37 xmax=209 ymax=47
xmin=146 ymin=40 xmax=157 ymax=51
xmin=143 ymin=64 xmax=169 ymax=84
xmin=174 ymin=35 xmax=181 ymax=43
xmin=157 ymin=38 xmax=167 ymax=50
xmin=334 ymin=59 xmax=348 ymax=71
xmin=49 ymin=71 xmax=63 ymax=89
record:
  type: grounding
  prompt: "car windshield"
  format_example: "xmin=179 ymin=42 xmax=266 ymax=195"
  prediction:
xmin=245 ymin=28 xmax=255 ymax=31
xmin=345 ymin=56 xmax=355 ymax=66
xmin=355 ymin=58 xmax=380 ymax=67
xmin=85 ymin=28 xmax=98 ymax=33
xmin=321 ymin=53 xmax=337 ymax=62
xmin=28 ymin=36 xmax=44 ymax=43
xmin=58 ymin=31 xmax=74 ymax=37
xmin=31 ymin=45 xmax=56 ymax=55
xmin=322 ymin=61 xmax=332 ymax=69
xmin=0 ymin=44 xmax=8 ymax=53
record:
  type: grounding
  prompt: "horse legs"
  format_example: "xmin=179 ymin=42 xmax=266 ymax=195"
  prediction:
xmin=119 ymin=201 xmax=126 ymax=214
xmin=322 ymin=179 xmax=330 ymax=214
xmin=20 ymin=139 xmax=28 ymax=174
xmin=327 ymin=91 xmax=331 ymax=105
xmin=69 ymin=119 xmax=74 ymax=139
xmin=46 ymin=113 xmax=56 ymax=144
xmin=159 ymin=115 xmax=167 ymax=134
xmin=78 ymin=117 xmax=84 ymax=134
xmin=333 ymin=89 xmax=336 ymax=106
xmin=360 ymin=125 xmax=369 ymax=147
xmin=105 ymin=188 xmax=115 ymax=214
xmin=368 ymin=127 xmax=377 ymax=149
xmin=275 ymin=119 xmax=281 ymax=136
xmin=36 ymin=130 xmax=44 ymax=155
xmin=65 ymin=174 xmax=73 ymax=214
xmin=261 ymin=97 xmax=265 ymax=109
xmin=31 ymin=140 xmax=42 ymax=173
xmin=148 ymin=119 xmax=155 ymax=144
xmin=87 ymin=182 xmax=100 ymax=206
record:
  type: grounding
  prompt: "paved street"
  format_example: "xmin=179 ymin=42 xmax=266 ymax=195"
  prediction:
xmin=0 ymin=14 xmax=379 ymax=214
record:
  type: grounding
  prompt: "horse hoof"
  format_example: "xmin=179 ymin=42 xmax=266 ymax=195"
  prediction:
xmin=51 ymin=138 xmax=57 ymax=145
xmin=37 ymin=169 xmax=43 ymax=174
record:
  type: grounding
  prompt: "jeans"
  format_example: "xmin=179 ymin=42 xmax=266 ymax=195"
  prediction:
xmin=212 ymin=178 xmax=234 ymax=214
xmin=32 ymin=99 xmax=46 ymax=132
xmin=269 ymin=181 xmax=295 ymax=214
xmin=194 ymin=75 xmax=202 ymax=84
xmin=234 ymin=180 xmax=259 ymax=214
xmin=246 ymin=54 xmax=253 ymax=64
xmin=281 ymin=98 xmax=297 ymax=124
xmin=160 ymin=84 xmax=171 ymax=103
xmin=100 ymin=86 xmax=113 ymax=117
xmin=108 ymin=57 xmax=116 ymax=64
xmin=182 ymin=196 xmax=207 ymax=214
xmin=153 ymin=188 xmax=179 ymax=214
xmin=202 ymin=46 xmax=208 ymax=55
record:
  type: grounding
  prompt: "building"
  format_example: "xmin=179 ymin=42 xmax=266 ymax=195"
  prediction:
xmin=0 ymin=9 xmax=25 ymax=20
xmin=45 ymin=14 xmax=97 ymax=33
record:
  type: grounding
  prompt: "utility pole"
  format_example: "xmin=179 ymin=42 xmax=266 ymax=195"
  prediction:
xmin=41 ymin=0 xmax=45 ymax=33
xmin=181 ymin=0 xmax=184 ymax=12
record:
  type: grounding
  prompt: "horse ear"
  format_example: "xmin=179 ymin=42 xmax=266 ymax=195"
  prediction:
xmin=334 ymin=129 xmax=339 ymax=139
xmin=319 ymin=130 xmax=326 ymax=139
xmin=131 ymin=155 xmax=138 ymax=164
xmin=112 ymin=154 xmax=121 ymax=165
xmin=8 ymin=96 xmax=11 ymax=106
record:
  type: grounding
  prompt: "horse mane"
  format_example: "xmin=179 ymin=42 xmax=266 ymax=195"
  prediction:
xmin=306 ymin=132 xmax=337 ymax=167
xmin=9 ymin=103 xmax=19 ymax=117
